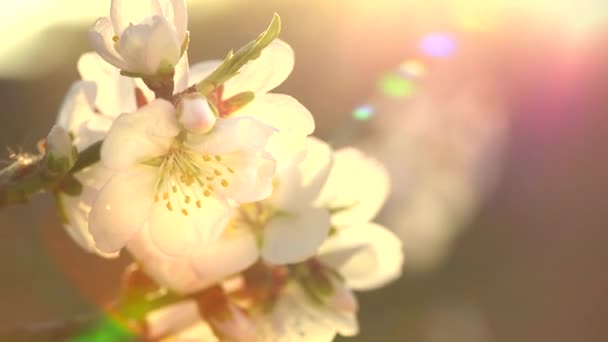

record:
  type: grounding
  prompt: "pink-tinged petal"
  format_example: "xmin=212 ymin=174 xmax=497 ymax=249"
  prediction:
xmin=188 ymin=60 xmax=221 ymax=84
xmin=88 ymin=17 xmax=128 ymax=70
xmin=318 ymin=223 xmax=403 ymax=291
xmin=318 ymin=148 xmax=390 ymax=226
xmin=234 ymin=93 xmax=315 ymax=172
xmin=56 ymin=81 xmax=97 ymax=135
xmin=100 ymin=99 xmax=177 ymax=171
xmin=191 ymin=231 xmax=258 ymax=284
xmin=77 ymin=52 xmax=137 ymax=115
xmin=110 ymin=0 xmax=163 ymax=35
xmin=88 ymin=166 xmax=157 ymax=253
xmin=262 ymin=206 xmax=330 ymax=265
xmin=179 ymin=95 xmax=216 ymax=134
xmin=223 ymin=39 xmax=294 ymax=98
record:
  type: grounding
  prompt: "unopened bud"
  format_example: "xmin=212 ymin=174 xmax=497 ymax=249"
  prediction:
xmin=45 ymin=125 xmax=77 ymax=175
xmin=178 ymin=95 xmax=217 ymax=134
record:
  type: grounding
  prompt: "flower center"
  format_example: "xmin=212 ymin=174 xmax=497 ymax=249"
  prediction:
xmin=154 ymin=147 xmax=236 ymax=216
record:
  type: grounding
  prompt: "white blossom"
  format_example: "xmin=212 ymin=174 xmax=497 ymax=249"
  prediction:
xmin=127 ymin=145 xmax=402 ymax=341
xmin=89 ymin=0 xmax=188 ymax=75
xmin=88 ymin=98 xmax=276 ymax=259
xmin=189 ymin=39 xmax=314 ymax=172
xmin=55 ymin=52 xmax=141 ymax=258
xmin=127 ymin=137 xmax=331 ymax=294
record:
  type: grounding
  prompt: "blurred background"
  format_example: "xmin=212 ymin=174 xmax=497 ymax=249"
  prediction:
xmin=1 ymin=0 xmax=608 ymax=341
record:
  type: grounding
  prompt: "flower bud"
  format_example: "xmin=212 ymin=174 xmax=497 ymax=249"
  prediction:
xmin=45 ymin=125 xmax=77 ymax=175
xmin=178 ymin=95 xmax=217 ymax=134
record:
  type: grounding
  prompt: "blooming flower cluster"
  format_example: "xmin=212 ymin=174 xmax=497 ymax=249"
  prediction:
xmin=54 ymin=0 xmax=403 ymax=340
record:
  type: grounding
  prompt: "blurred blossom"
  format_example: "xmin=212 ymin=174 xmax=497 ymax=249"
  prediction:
xmin=420 ymin=33 xmax=457 ymax=58
xmin=362 ymin=74 xmax=506 ymax=272
xmin=379 ymin=73 xmax=416 ymax=98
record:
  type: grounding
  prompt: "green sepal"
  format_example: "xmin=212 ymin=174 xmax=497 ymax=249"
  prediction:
xmin=221 ymin=91 xmax=255 ymax=114
xmin=156 ymin=59 xmax=175 ymax=76
xmin=119 ymin=70 xmax=143 ymax=78
xmin=196 ymin=13 xmax=281 ymax=95
xmin=180 ymin=31 xmax=190 ymax=56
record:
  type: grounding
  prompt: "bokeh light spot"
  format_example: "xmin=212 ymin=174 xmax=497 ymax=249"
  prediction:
xmin=353 ymin=105 xmax=375 ymax=121
xmin=379 ymin=73 xmax=415 ymax=97
xmin=399 ymin=59 xmax=426 ymax=78
xmin=420 ymin=33 xmax=457 ymax=58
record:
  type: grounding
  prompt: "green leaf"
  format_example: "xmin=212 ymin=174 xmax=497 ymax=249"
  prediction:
xmin=196 ymin=13 xmax=282 ymax=95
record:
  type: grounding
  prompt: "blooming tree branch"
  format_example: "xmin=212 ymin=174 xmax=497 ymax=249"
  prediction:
xmin=1 ymin=1 xmax=404 ymax=341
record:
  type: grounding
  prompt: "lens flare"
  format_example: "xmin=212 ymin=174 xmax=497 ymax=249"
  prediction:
xmin=379 ymin=73 xmax=415 ymax=98
xmin=420 ymin=33 xmax=457 ymax=58
xmin=353 ymin=105 xmax=375 ymax=121
xmin=399 ymin=59 xmax=426 ymax=78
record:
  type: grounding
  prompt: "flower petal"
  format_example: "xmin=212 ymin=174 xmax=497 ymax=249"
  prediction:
xmin=56 ymin=80 xmax=97 ymax=134
xmin=262 ymin=206 xmax=330 ymax=265
xmin=318 ymin=148 xmax=390 ymax=226
xmin=274 ymin=137 xmax=333 ymax=211
xmin=128 ymin=226 xmax=208 ymax=294
xmin=188 ymin=60 xmax=221 ymax=84
xmin=214 ymin=151 xmax=276 ymax=204
xmin=173 ymin=53 xmax=190 ymax=93
xmin=147 ymin=195 xmax=231 ymax=257
xmin=258 ymin=284 xmax=338 ymax=342
xmin=77 ymin=52 xmax=137 ymax=115
xmin=234 ymin=94 xmax=315 ymax=172
xmin=143 ymin=16 xmax=182 ymax=74
xmin=191 ymin=231 xmax=259 ymax=284
xmin=158 ymin=0 xmax=188 ymax=42
xmin=60 ymin=166 xmax=117 ymax=258
xmin=89 ymin=166 xmax=157 ymax=253
xmin=223 ymin=39 xmax=294 ymax=98
xmin=190 ymin=116 xmax=275 ymax=155
xmin=115 ymin=16 xmax=181 ymax=75
xmin=88 ymin=17 xmax=128 ymax=71
xmin=101 ymin=99 xmax=177 ymax=171
xmin=146 ymin=202 xmax=199 ymax=257
xmin=318 ymin=223 xmax=403 ymax=291
xmin=110 ymin=0 xmax=163 ymax=35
